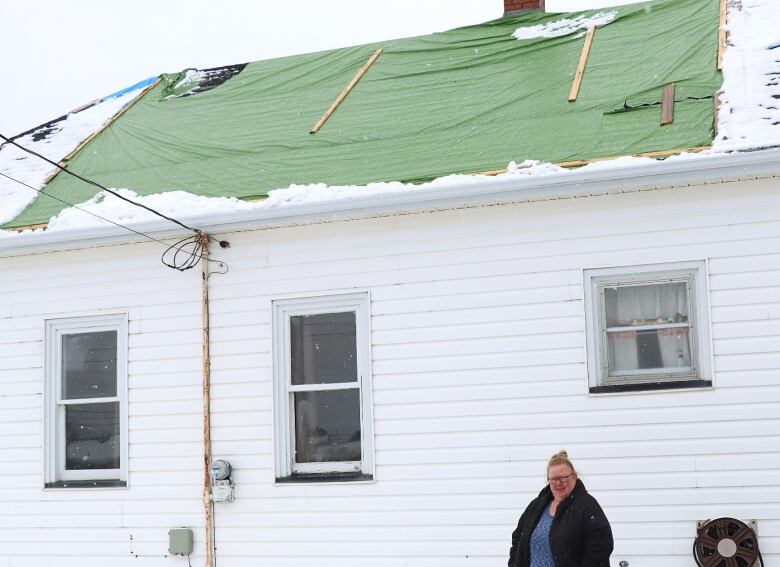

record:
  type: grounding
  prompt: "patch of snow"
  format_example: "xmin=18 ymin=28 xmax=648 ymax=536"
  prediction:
xmin=41 ymin=160 xmax=572 ymax=231
xmin=45 ymin=189 xmax=259 ymax=231
xmin=165 ymin=69 xmax=203 ymax=99
xmin=713 ymin=0 xmax=780 ymax=151
xmin=577 ymin=155 xmax=658 ymax=171
xmin=506 ymin=159 xmax=568 ymax=175
xmin=512 ymin=12 xmax=616 ymax=40
xmin=165 ymin=65 xmax=244 ymax=99
xmin=0 ymin=85 xmax=149 ymax=226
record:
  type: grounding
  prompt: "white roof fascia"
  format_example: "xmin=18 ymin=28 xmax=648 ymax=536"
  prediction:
xmin=1 ymin=147 xmax=779 ymax=257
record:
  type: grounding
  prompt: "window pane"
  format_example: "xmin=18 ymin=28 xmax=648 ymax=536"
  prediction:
xmin=605 ymin=282 xmax=688 ymax=327
xmin=65 ymin=402 xmax=120 ymax=470
xmin=290 ymin=312 xmax=357 ymax=385
xmin=294 ymin=390 xmax=361 ymax=463
xmin=62 ymin=331 xmax=117 ymax=399
xmin=607 ymin=328 xmax=692 ymax=374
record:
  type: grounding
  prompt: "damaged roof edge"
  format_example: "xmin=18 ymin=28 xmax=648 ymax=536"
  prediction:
xmin=2 ymin=147 xmax=779 ymax=257
xmin=161 ymin=64 xmax=248 ymax=99
xmin=32 ymin=78 xmax=162 ymax=192
xmin=9 ymin=76 xmax=158 ymax=142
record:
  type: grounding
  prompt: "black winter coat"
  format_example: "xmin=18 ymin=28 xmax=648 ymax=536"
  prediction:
xmin=508 ymin=479 xmax=613 ymax=567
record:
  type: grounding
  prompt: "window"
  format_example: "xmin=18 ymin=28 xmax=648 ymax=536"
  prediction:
xmin=272 ymin=293 xmax=373 ymax=481
xmin=45 ymin=314 xmax=128 ymax=487
xmin=584 ymin=262 xmax=711 ymax=393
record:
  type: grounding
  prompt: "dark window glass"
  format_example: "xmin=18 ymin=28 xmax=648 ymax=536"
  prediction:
xmin=290 ymin=312 xmax=356 ymax=385
xmin=294 ymin=390 xmax=361 ymax=463
xmin=607 ymin=328 xmax=692 ymax=374
xmin=65 ymin=402 xmax=120 ymax=470
xmin=62 ymin=331 xmax=117 ymax=399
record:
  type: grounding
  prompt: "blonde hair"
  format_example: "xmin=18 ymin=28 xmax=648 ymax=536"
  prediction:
xmin=547 ymin=450 xmax=577 ymax=478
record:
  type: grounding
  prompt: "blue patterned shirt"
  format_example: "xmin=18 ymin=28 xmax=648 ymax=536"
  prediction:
xmin=529 ymin=503 xmax=555 ymax=567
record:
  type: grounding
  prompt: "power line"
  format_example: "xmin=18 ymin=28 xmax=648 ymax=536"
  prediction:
xmin=0 ymin=132 xmax=200 ymax=234
xmin=0 ymin=170 xmax=228 ymax=273
xmin=0 ymin=131 xmax=230 ymax=271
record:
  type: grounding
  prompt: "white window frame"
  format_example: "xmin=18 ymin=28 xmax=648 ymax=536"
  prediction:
xmin=272 ymin=293 xmax=374 ymax=480
xmin=44 ymin=314 xmax=128 ymax=486
xmin=584 ymin=261 xmax=712 ymax=392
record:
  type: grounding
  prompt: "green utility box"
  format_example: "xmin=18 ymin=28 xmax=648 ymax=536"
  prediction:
xmin=168 ymin=528 xmax=193 ymax=556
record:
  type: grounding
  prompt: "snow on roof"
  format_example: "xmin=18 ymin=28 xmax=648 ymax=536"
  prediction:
xmin=164 ymin=64 xmax=247 ymax=99
xmin=33 ymin=160 xmax=568 ymax=233
xmin=711 ymin=0 xmax=780 ymax=151
xmin=511 ymin=12 xmax=616 ymax=40
xmin=0 ymin=0 xmax=778 ymax=242
xmin=0 ymin=82 xmax=152 ymax=226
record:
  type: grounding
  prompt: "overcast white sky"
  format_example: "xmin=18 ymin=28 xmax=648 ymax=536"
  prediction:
xmin=1 ymin=0 xmax=644 ymax=137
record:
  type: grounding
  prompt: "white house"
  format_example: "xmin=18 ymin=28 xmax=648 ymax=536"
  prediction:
xmin=0 ymin=0 xmax=778 ymax=565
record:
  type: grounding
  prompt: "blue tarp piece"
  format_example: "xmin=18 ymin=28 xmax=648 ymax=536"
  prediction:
xmin=102 ymin=76 xmax=158 ymax=100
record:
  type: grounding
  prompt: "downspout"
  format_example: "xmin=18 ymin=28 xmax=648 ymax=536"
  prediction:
xmin=199 ymin=233 xmax=215 ymax=567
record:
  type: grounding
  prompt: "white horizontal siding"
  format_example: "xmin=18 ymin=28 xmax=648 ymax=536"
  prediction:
xmin=0 ymin=176 xmax=779 ymax=565
xmin=0 ymin=243 xmax=205 ymax=566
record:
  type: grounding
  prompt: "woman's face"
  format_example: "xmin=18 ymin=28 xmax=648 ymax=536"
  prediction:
xmin=548 ymin=464 xmax=576 ymax=502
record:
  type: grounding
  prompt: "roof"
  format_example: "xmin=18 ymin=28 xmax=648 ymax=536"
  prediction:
xmin=1 ymin=0 xmax=725 ymax=230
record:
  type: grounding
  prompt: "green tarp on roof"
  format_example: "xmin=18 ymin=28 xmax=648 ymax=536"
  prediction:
xmin=6 ymin=0 xmax=721 ymax=228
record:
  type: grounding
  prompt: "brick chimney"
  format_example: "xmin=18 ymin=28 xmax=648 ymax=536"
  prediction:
xmin=504 ymin=0 xmax=545 ymax=14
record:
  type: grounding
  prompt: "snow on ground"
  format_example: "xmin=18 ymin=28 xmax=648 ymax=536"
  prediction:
xmin=512 ymin=12 xmax=616 ymax=40
xmin=0 ymin=84 xmax=149 ymax=226
xmin=0 ymin=0 xmax=778 ymax=241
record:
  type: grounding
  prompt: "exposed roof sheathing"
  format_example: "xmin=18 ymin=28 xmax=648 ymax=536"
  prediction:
xmin=4 ymin=0 xmax=722 ymax=229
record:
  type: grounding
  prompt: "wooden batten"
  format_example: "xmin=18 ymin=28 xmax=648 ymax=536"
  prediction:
xmin=661 ymin=83 xmax=676 ymax=125
xmin=713 ymin=89 xmax=723 ymax=135
xmin=717 ymin=0 xmax=728 ymax=70
xmin=474 ymin=146 xmax=710 ymax=175
xmin=6 ymin=222 xmax=49 ymax=232
xmin=555 ymin=145 xmax=709 ymax=167
xmin=310 ymin=48 xmax=383 ymax=134
xmin=568 ymin=26 xmax=596 ymax=102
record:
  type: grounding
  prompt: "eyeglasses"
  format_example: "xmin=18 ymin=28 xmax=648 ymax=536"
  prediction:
xmin=548 ymin=473 xmax=575 ymax=485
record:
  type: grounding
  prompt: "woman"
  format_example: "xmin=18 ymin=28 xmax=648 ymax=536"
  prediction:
xmin=508 ymin=450 xmax=613 ymax=567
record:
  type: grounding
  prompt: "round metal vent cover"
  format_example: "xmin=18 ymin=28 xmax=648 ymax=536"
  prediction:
xmin=694 ymin=517 xmax=759 ymax=567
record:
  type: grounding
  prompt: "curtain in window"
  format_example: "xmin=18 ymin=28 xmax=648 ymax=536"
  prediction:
xmin=605 ymin=282 xmax=691 ymax=374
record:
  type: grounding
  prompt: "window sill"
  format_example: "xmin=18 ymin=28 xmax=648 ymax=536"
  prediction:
xmin=276 ymin=472 xmax=373 ymax=484
xmin=589 ymin=379 xmax=712 ymax=394
xmin=44 ymin=480 xmax=127 ymax=489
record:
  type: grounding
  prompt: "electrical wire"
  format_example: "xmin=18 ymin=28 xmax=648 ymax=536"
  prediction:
xmin=0 ymin=132 xmax=198 ymax=233
xmin=162 ymin=234 xmax=226 ymax=273
xmin=0 ymin=132 xmax=231 ymax=271
xmin=0 ymin=170 xmax=228 ymax=273
xmin=212 ymin=498 xmax=218 ymax=567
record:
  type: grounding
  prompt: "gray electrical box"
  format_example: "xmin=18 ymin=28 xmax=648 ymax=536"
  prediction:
xmin=168 ymin=528 xmax=193 ymax=556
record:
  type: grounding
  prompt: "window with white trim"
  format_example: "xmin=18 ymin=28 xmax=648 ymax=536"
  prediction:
xmin=45 ymin=314 xmax=128 ymax=487
xmin=584 ymin=262 xmax=711 ymax=393
xmin=272 ymin=293 xmax=373 ymax=481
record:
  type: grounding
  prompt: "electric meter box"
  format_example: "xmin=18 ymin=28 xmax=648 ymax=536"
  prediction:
xmin=168 ymin=528 xmax=193 ymax=556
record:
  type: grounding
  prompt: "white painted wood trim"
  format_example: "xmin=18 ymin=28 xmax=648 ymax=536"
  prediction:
xmin=43 ymin=313 xmax=128 ymax=485
xmin=583 ymin=260 xmax=712 ymax=391
xmin=271 ymin=292 xmax=374 ymax=480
